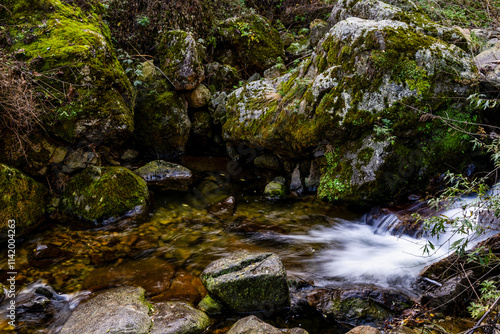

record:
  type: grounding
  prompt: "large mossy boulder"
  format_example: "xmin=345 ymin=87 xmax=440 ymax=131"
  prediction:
xmin=60 ymin=286 xmax=151 ymax=334
xmin=158 ymin=30 xmax=205 ymax=91
xmin=200 ymin=252 xmax=290 ymax=313
xmin=222 ymin=6 xmax=478 ymax=203
xmin=0 ymin=164 xmax=47 ymax=237
xmin=134 ymin=85 xmax=191 ymax=158
xmin=217 ymin=14 xmax=285 ymax=73
xmin=2 ymin=0 xmax=135 ymax=145
xmin=150 ymin=302 xmax=210 ymax=334
xmin=61 ymin=166 xmax=149 ymax=222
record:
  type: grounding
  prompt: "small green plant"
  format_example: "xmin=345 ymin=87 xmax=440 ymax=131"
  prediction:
xmin=235 ymin=21 xmax=259 ymax=44
xmin=467 ymin=281 xmax=500 ymax=319
xmin=374 ymin=118 xmax=396 ymax=145
xmin=136 ymin=15 xmax=150 ymax=27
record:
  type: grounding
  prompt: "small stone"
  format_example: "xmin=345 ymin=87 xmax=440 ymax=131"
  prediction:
xmin=264 ymin=177 xmax=287 ymax=198
xmin=228 ymin=316 xmax=308 ymax=334
xmin=150 ymin=302 xmax=210 ymax=334
xmin=290 ymin=164 xmax=303 ymax=195
xmin=121 ymin=149 xmax=139 ymax=161
xmin=186 ymin=84 xmax=212 ymax=108
xmin=263 ymin=63 xmax=287 ymax=79
xmin=198 ymin=294 xmax=223 ymax=314
xmin=254 ymin=154 xmax=281 ymax=171
xmin=208 ymin=196 xmax=236 ymax=220
xmin=138 ymin=60 xmax=156 ymax=82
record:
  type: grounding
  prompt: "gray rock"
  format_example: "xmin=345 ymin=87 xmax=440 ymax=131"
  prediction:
xmin=254 ymin=154 xmax=281 ymax=171
xmin=264 ymin=177 xmax=287 ymax=198
xmin=134 ymin=160 xmax=193 ymax=191
xmin=304 ymin=160 xmax=322 ymax=192
xmin=60 ymin=287 xmax=151 ymax=334
xmin=475 ymin=43 xmax=500 ymax=87
xmin=347 ymin=326 xmax=382 ymax=334
xmin=158 ymin=30 xmax=205 ymax=91
xmin=63 ymin=149 xmax=99 ymax=173
xmin=150 ymin=302 xmax=210 ymax=334
xmin=208 ymin=91 xmax=228 ymax=125
xmin=121 ymin=149 xmax=140 ymax=161
xmin=290 ymin=164 xmax=303 ymax=194
xmin=200 ymin=252 xmax=290 ymax=313
xmin=310 ymin=19 xmax=329 ymax=47
xmin=186 ymin=84 xmax=212 ymax=108
xmin=228 ymin=315 xmax=308 ymax=334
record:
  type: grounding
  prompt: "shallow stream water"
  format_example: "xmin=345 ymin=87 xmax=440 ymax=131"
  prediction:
xmin=0 ymin=175 xmax=493 ymax=333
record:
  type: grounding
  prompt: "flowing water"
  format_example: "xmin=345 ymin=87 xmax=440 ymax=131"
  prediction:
xmin=0 ymin=175 xmax=497 ymax=332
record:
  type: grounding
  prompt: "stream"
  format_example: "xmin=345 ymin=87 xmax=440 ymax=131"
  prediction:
xmin=0 ymin=174 xmax=494 ymax=333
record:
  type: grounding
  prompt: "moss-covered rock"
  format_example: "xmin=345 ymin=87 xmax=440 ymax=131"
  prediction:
xmin=134 ymin=83 xmax=191 ymax=158
xmin=205 ymin=62 xmax=241 ymax=92
xmin=0 ymin=164 xmax=48 ymax=237
xmin=264 ymin=176 xmax=287 ymax=198
xmin=2 ymin=0 xmax=135 ymax=145
xmin=222 ymin=14 xmax=478 ymax=203
xmin=307 ymin=287 xmax=413 ymax=326
xmin=217 ymin=14 xmax=285 ymax=73
xmin=198 ymin=294 xmax=223 ymax=314
xmin=328 ymin=0 xmax=468 ymax=49
xmin=186 ymin=84 xmax=212 ymax=109
xmin=200 ymin=252 xmax=290 ymax=313
xmin=61 ymin=166 xmax=149 ymax=222
xmin=158 ymin=30 xmax=205 ymax=91
xmin=134 ymin=160 xmax=193 ymax=191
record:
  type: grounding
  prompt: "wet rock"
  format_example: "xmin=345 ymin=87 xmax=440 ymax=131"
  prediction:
xmin=151 ymin=302 xmax=210 ymax=334
xmin=209 ymin=196 xmax=236 ymax=220
xmin=134 ymin=87 xmax=191 ymax=158
xmin=304 ymin=160 xmax=322 ymax=192
xmin=475 ymin=43 xmax=500 ymax=87
xmin=254 ymin=154 xmax=281 ymax=171
xmin=158 ymin=30 xmax=205 ymax=91
xmin=60 ymin=287 xmax=151 ymax=334
xmin=151 ymin=271 xmax=206 ymax=305
xmin=61 ymin=166 xmax=149 ymax=222
xmin=0 ymin=164 xmax=48 ymax=238
xmin=347 ymin=326 xmax=382 ymax=334
xmin=29 ymin=244 xmax=69 ymax=267
xmin=310 ymin=19 xmax=328 ymax=47
xmin=205 ymin=62 xmax=240 ymax=91
xmin=264 ymin=177 xmax=287 ymax=198
xmin=82 ymin=257 xmax=175 ymax=296
xmin=200 ymin=252 xmax=290 ymax=313
xmin=134 ymin=160 xmax=193 ymax=191
xmin=186 ymin=84 xmax=212 ymax=108
xmin=307 ymin=287 xmax=413 ymax=325
xmin=217 ymin=14 xmax=285 ymax=73
xmin=198 ymin=295 xmax=223 ymax=314
xmin=419 ymin=271 xmax=472 ymax=313
xmin=227 ymin=315 xmax=309 ymax=334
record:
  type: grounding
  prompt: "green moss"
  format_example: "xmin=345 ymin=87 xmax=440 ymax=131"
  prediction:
xmin=0 ymin=164 xmax=48 ymax=235
xmin=4 ymin=0 xmax=134 ymax=143
xmin=61 ymin=166 xmax=149 ymax=222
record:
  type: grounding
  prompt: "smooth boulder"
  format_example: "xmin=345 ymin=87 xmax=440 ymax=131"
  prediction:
xmin=60 ymin=287 xmax=151 ymax=334
xmin=150 ymin=302 xmax=210 ymax=334
xmin=227 ymin=315 xmax=308 ymax=334
xmin=200 ymin=252 xmax=290 ymax=313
